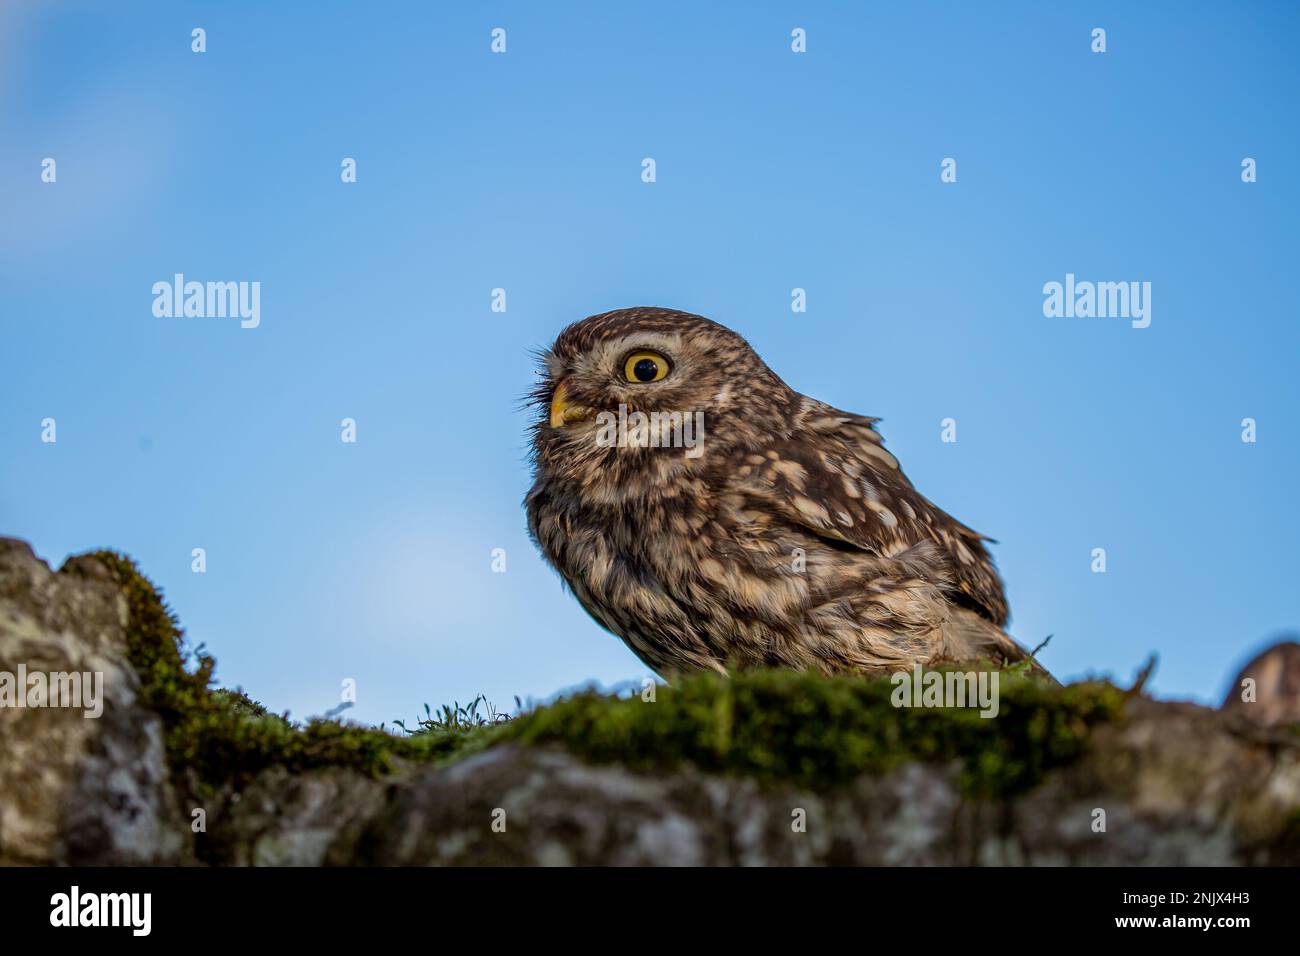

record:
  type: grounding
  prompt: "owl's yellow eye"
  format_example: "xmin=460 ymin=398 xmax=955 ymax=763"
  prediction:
xmin=623 ymin=351 xmax=670 ymax=383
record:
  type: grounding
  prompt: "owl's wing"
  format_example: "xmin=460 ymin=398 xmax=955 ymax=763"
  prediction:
xmin=730 ymin=397 xmax=1010 ymax=627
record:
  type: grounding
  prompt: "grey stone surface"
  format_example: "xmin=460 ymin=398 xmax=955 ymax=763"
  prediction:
xmin=0 ymin=539 xmax=187 ymax=864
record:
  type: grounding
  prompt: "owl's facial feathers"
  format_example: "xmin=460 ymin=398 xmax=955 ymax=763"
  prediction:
xmin=546 ymin=344 xmax=674 ymax=427
xmin=533 ymin=307 xmax=792 ymax=442
xmin=550 ymin=327 xmax=688 ymax=422
xmin=531 ymin=307 xmax=794 ymax=494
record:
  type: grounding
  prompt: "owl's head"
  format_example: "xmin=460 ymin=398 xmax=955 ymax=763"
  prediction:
xmin=529 ymin=307 xmax=795 ymax=489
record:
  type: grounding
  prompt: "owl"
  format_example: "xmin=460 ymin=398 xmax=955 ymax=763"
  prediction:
xmin=525 ymin=307 xmax=1041 ymax=678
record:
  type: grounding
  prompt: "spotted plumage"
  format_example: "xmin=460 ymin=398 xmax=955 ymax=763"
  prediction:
xmin=525 ymin=307 xmax=1040 ymax=678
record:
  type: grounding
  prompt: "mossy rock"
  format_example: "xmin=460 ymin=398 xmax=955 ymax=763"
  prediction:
xmin=95 ymin=551 xmax=494 ymax=797
xmin=95 ymin=549 xmax=1123 ymax=800
xmin=495 ymin=669 xmax=1124 ymax=797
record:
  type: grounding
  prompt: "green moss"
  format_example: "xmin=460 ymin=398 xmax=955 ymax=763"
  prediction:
xmin=90 ymin=551 xmax=494 ymax=796
xmin=88 ymin=549 xmax=1124 ymax=801
xmin=493 ymin=668 xmax=1126 ymax=797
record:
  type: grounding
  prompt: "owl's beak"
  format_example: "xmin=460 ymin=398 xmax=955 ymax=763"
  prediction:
xmin=549 ymin=380 xmax=595 ymax=428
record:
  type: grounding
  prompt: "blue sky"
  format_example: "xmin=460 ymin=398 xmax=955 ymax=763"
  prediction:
xmin=2 ymin=1 xmax=1297 ymax=725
